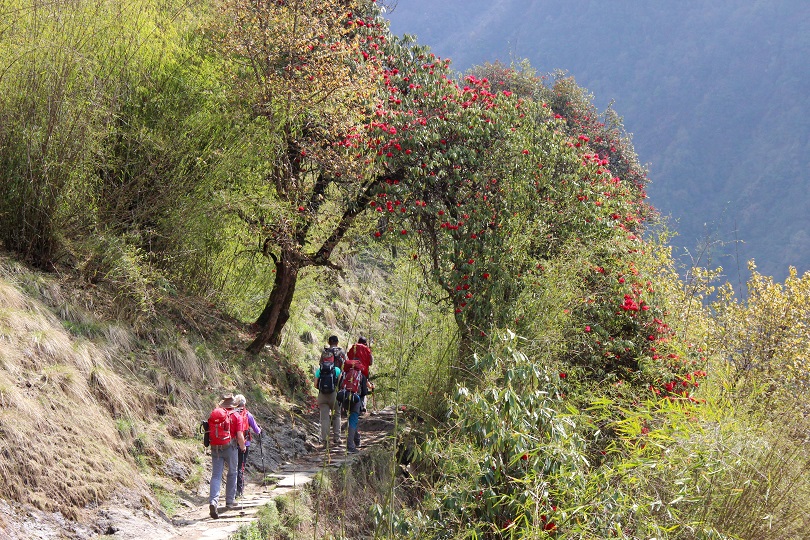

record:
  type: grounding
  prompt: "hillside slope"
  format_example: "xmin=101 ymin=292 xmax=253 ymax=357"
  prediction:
xmin=0 ymin=254 xmax=317 ymax=538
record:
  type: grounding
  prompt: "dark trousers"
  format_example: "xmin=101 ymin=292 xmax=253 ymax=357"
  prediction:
xmin=236 ymin=446 xmax=250 ymax=496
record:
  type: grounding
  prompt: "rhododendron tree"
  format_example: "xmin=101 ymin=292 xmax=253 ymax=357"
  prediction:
xmin=366 ymin=53 xmax=699 ymax=388
xmin=364 ymin=46 xmax=658 ymax=364
xmin=212 ymin=0 xmax=398 ymax=351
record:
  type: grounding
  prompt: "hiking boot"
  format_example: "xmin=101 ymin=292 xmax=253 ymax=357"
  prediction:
xmin=226 ymin=503 xmax=242 ymax=511
xmin=209 ymin=504 xmax=219 ymax=519
xmin=347 ymin=447 xmax=359 ymax=454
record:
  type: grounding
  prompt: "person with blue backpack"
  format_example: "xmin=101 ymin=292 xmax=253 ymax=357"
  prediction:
xmin=314 ymin=335 xmax=346 ymax=449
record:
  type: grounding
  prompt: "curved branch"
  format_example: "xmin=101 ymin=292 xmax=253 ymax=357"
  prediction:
xmin=311 ymin=169 xmax=404 ymax=265
xmin=262 ymin=238 xmax=279 ymax=264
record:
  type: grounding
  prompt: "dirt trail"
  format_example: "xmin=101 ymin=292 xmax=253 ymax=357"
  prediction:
xmin=166 ymin=406 xmax=397 ymax=540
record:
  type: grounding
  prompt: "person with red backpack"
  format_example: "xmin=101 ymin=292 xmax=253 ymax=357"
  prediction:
xmin=347 ymin=336 xmax=374 ymax=412
xmin=233 ymin=394 xmax=261 ymax=499
xmin=207 ymin=393 xmax=246 ymax=519
xmin=315 ymin=335 xmax=347 ymax=449
xmin=337 ymin=357 xmax=368 ymax=453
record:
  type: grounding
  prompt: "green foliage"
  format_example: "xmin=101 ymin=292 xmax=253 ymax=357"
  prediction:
xmin=588 ymin=383 xmax=810 ymax=539
xmin=406 ymin=335 xmax=588 ymax=538
xmin=0 ymin=0 xmax=202 ymax=267
xmin=3 ymin=4 xmax=808 ymax=538
xmin=231 ymin=492 xmax=313 ymax=540
xmin=401 ymin=331 xmax=810 ymax=539
xmin=149 ymin=482 xmax=179 ymax=516
xmin=78 ymin=233 xmax=166 ymax=324
xmin=369 ymin=251 xmax=457 ymax=416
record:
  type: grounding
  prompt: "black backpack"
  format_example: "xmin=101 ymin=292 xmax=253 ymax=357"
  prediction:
xmin=317 ymin=348 xmax=339 ymax=394
xmin=199 ymin=420 xmax=210 ymax=447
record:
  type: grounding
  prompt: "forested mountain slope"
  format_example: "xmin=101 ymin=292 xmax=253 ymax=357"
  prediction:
xmin=386 ymin=0 xmax=810 ymax=282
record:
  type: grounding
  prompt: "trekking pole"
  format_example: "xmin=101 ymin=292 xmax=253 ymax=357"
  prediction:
xmin=258 ymin=432 xmax=265 ymax=489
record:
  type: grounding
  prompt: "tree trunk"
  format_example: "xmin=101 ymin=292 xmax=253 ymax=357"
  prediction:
xmin=245 ymin=174 xmax=395 ymax=353
xmin=247 ymin=248 xmax=300 ymax=353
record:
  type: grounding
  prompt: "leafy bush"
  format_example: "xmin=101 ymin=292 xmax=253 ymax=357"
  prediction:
xmin=406 ymin=336 xmax=590 ymax=538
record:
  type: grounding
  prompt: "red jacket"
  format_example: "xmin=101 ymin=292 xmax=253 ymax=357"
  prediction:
xmin=347 ymin=342 xmax=373 ymax=377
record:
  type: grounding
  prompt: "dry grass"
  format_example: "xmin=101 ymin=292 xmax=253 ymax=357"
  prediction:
xmin=0 ymin=384 xmax=137 ymax=520
xmin=0 ymin=272 xmax=143 ymax=518
xmin=0 ymin=281 xmax=26 ymax=309
xmin=0 ymin=251 xmax=303 ymax=527
xmin=701 ymin=417 xmax=810 ymax=539
xmin=155 ymin=340 xmax=206 ymax=383
xmin=89 ymin=365 xmax=137 ymax=419
xmin=310 ymin=448 xmax=399 ymax=538
xmin=0 ymin=257 xmax=217 ymax=520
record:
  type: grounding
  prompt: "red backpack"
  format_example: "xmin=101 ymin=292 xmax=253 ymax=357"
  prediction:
xmin=208 ymin=407 xmax=233 ymax=446
xmin=239 ymin=408 xmax=252 ymax=442
xmin=341 ymin=359 xmax=363 ymax=394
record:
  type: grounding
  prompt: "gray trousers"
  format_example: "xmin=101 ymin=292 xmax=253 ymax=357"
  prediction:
xmin=317 ymin=390 xmax=341 ymax=443
xmin=209 ymin=442 xmax=238 ymax=507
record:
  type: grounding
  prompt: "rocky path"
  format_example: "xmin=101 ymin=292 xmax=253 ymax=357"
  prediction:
xmin=165 ymin=407 xmax=398 ymax=540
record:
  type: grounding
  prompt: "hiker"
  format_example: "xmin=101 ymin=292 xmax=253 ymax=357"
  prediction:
xmin=234 ymin=394 xmax=262 ymax=499
xmin=338 ymin=357 xmax=368 ymax=453
xmin=208 ymin=393 xmax=246 ymax=519
xmin=315 ymin=335 xmax=347 ymax=449
xmin=347 ymin=336 xmax=374 ymax=412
